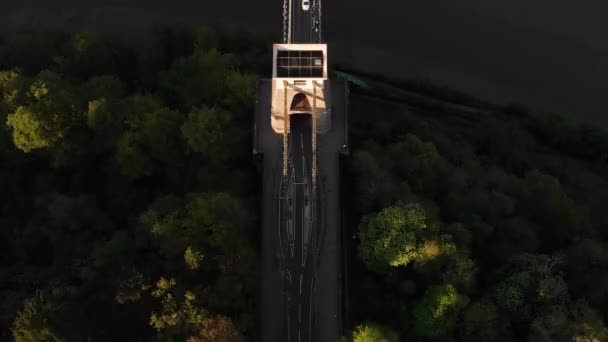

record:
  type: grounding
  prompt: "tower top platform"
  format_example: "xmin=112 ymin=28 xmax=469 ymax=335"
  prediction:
xmin=273 ymin=44 xmax=328 ymax=79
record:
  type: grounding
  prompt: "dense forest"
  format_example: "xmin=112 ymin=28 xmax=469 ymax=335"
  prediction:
xmin=0 ymin=26 xmax=270 ymax=341
xmin=342 ymin=79 xmax=608 ymax=341
xmin=2 ymin=25 xmax=608 ymax=342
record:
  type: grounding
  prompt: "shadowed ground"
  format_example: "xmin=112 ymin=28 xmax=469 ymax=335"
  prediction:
xmin=1 ymin=1 xmax=607 ymax=124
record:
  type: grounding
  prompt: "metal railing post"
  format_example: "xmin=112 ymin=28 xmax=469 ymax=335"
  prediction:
xmin=283 ymin=80 xmax=289 ymax=176
xmin=312 ymin=81 xmax=317 ymax=187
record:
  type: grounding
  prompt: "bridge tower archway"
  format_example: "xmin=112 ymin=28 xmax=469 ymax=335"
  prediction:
xmin=290 ymin=92 xmax=311 ymax=112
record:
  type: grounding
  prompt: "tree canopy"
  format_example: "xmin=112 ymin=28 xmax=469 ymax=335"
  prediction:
xmin=342 ymin=322 xmax=399 ymax=342
xmin=0 ymin=26 xmax=259 ymax=341
xmin=358 ymin=202 xmax=428 ymax=272
xmin=413 ymin=284 xmax=469 ymax=338
xmin=347 ymin=71 xmax=608 ymax=341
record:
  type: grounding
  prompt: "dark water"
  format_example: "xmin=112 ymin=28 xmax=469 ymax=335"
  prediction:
xmin=1 ymin=1 xmax=607 ymax=124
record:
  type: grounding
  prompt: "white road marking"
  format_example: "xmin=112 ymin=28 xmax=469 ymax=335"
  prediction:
xmin=299 ymin=274 xmax=303 ymax=294
xmin=309 ymin=277 xmax=314 ymax=342
xmin=301 ymin=202 xmax=304 ymax=266
xmin=278 ymin=190 xmax=284 ymax=259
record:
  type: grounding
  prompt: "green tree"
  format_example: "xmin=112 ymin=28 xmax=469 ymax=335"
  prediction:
xmin=114 ymin=269 xmax=151 ymax=304
xmin=528 ymin=305 xmax=572 ymax=342
xmin=141 ymin=192 xmax=255 ymax=332
xmin=461 ymin=300 xmax=512 ymax=341
xmin=528 ymin=302 xmax=608 ymax=342
xmin=184 ymin=246 xmax=205 ymax=270
xmin=352 ymin=150 xmax=409 ymax=213
xmin=80 ymin=75 xmax=124 ymax=136
xmin=149 ymin=278 xmax=209 ymax=339
xmin=186 ymin=315 xmax=243 ymax=342
xmin=358 ymin=202 xmax=427 ymax=273
xmin=181 ymin=105 xmax=233 ymax=162
xmin=570 ymin=301 xmax=608 ymax=342
xmin=6 ymin=106 xmax=53 ymax=151
xmin=193 ymin=26 xmax=219 ymax=54
xmin=494 ymin=253 xmax=568 ymax=322
xmin=141 ymin=192 xmax=252 ymax=261
xmin=11 ymin=291 xmax=63 ymax=342
xmin=158 ymin=48 xmax=231 ymax=111
xmin=566 ymin=238 xmax=608 ymax=305
xmin=413 ymin=284 xmax=469 ymax=339
xmin=517 ymin=170 xmax=582 ymax=247
xmin=63 ymin=32 xmax=134 ymax=80
xmin=342 ymin=322 xmax=399 ymax=342
xmin=386 ymin=134 xmax=452 ymax=196
xmin=576 ymin=122 xmax=608 ymax=161
xmin=115 ymin=95 xmax=183 ymax=178
xmin=476 ymin=116 xmax=535 ymax=171
xmin=412 ymin=234 xmax=477 ymax=293
xmin=0 ymin=68 xmax=30 ymax=110
xmin=79 ymin=75 xmax=124 ymax=103
xmin=493 ymin=271 xmax=534 ymax=319
xmin=6 ymin=70 xmax=82 ymax=152
xmin=91 ymin=230 xmax=134 ymax=269
xmin=222 ymin=70 xmax=256 ymax=113
xmin=489 ymin=216 xmax=540 ymax=263
xmin=86 ymin=98 xmax=113 ymax=130
xmin=442 ymin=249 xmax=477 ymax=294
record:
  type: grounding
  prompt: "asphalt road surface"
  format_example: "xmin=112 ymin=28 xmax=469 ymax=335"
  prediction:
xmin=256 ymin=80 xmax=284 ymax=342
xmin=279 ymin=114 xmax=317 ymax=342
xmin=256 ymin=80 xmax=346 ymax=342
xmin=290 ymin=0 xmax=312 ymax=43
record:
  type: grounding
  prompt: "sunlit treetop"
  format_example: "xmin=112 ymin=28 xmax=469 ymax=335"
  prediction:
xmin=342 ymin=322 xmax=399 ymax=342
xmin=358 ymin=202 xmax=428 ymax=273
xmin=413 ymin=284 xmax=469 ymax=338
xmin=6 ymin=70 xmax=83 ymax=153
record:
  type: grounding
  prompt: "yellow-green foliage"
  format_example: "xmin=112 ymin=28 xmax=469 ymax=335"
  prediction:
xmin=115 ymin=95 xmax=182 ymax=178
xmin=346 ymin=322 xmax=399 ymax=342
xmin=416 ymin=234 xmax=457 ymax=264
xmin=149 ymin=278 xmax=209 ymax=338
xmin=413 ymin=284 xmax=469 ymax=338
xmin=358 ymin=202 xmax=427 ymax=273
xmin=0 ymin=68 xmax=29 ymax=109
xmin=141 ymin=192 xmax=249 ymax=260
xmin=6 ymin=70 xmax=80 ymax=152
xmin=187 ymin=315 xmax=244 ymax=342
xmin=11 ymin=291 xmax=62 ymax=342
xmin=529 ymin=302 xmax=608 ymax=342
xmin=181 ymin=105 xmax=232 ymax=161
xmin=86 ymin=98 xmax=111 ymax=129
xmin=6 ymin=106 xmax=56 ymax=151
xmin=114 ymin=270 xmax=151 ymax=304
xmin=184 ymin=246 xmax=205 ymax=270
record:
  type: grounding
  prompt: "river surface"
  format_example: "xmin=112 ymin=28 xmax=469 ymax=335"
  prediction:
xmin=1 ymin=0 xmax=607 ymax=124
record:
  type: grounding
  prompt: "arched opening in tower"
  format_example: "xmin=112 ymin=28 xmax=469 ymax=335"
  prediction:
xmin=290 ymin=93 xmax=311 ymax=112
